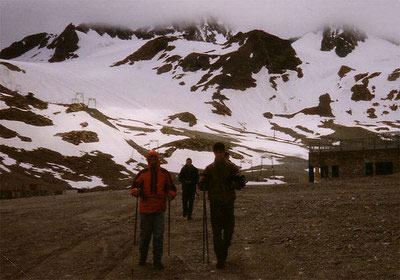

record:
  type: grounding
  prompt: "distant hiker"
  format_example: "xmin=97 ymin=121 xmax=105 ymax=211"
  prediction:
xmin=131 ymin=150 xmax=177 ymax=270
xmin=178 ymin=158 xmax=199 ymax=220
xmin=199 ymin=142 xmax=245 ymax=269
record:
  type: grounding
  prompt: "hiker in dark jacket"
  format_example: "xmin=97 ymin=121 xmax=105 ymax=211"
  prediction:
xmin=199 ymin=142 xmax=241 ymax=269
xmin=178 ymin=158 xmax=199 ymax=220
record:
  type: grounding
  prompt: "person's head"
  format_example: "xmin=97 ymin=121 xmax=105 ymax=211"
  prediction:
xmin=146 ymin=150 xmax=159 ymax=169
xmin=213 ymin=142 xmax=225 ymax=160
xmin=186 ymin=158 xmax=192 ymax=166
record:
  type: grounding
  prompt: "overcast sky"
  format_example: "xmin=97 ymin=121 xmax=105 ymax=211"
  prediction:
xmin=1 ymin=0 xmax=400 ymax=49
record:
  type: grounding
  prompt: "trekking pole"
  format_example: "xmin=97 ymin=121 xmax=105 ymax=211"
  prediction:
xmin=133 ymin=196 xmax=139 ymax=245
xmin=204 ymin=190 xmax=209 ymax=264
xmin=202 ymin=188 xmax=209 ymax=263
xmin=202 ymin=188 xmax=205 ymax=262
xmin=168 ymin=197 xmax=171 ymax=256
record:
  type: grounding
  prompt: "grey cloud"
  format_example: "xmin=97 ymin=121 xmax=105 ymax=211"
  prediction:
xmin=1 ymin=0 xmax=399 ymax=48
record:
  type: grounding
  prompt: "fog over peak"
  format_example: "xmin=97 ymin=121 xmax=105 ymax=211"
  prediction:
xmin=1 ymin=0 xmax=400 ymax=48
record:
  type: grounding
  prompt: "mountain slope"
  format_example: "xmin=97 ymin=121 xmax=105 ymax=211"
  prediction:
xmin=1 ymin=23 xmax=399 ymax=190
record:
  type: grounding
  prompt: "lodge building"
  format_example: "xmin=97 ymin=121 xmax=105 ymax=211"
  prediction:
xmin=308 ymin=135 xmax=400 ymax=182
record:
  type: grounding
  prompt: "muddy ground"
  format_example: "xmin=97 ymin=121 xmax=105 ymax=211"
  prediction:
xmin=0 ymin=174 xmax=399 ymax=280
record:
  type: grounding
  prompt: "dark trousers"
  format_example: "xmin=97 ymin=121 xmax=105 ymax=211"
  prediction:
xmin=209 ymin=202 xmax=235 ymax=262
xmin=139 ymin=212 xmax=165 ymax=263
xmin=182 ymin=185 xmax=196 ymax=217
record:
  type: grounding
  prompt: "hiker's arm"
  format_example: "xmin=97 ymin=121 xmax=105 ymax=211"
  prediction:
xmin=178 ymin=168 xmax=185 ymax=184
xmin=194 ymin=168 xmax=200 ymax=185
xmin=198 ymin=172 xmax=208 ymax=191
xmin=131 ymin=174 xmax=144 ymax=197
xmin=166 ymin=171 xmax=177 ymax=200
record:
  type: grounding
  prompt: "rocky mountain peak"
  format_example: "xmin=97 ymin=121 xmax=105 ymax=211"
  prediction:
xmin=0 ymin=33 xmax=53 ymax=60
xmin=47 ymin=23 xmax=80 ymax=63
xmin=135 ymin=17 xmax=232 ymax=43
xmin=171 ymin=17 xmax=232 ymax=43
xmin=321 ymin=25 xmax=367 ymax=57
xmin=76 ymin=23 xmax=135 ymax=40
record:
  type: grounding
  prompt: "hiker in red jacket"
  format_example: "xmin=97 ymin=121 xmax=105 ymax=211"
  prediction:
xmin=131 ymin=150 xmax=176 ymax=270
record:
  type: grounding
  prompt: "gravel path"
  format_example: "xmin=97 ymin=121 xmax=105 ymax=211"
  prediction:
xmin=0 ymin=175 xmax=399 ymax=279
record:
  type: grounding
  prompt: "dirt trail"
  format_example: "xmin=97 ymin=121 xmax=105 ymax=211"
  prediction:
xmin=0 ymin=175 xmax=399 ymax=280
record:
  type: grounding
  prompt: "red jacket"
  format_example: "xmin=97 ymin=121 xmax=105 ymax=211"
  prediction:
xmin=131 ymin=167 xmax=176 ymax=213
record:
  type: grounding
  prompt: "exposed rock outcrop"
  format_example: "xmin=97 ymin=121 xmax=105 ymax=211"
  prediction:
xmin=112 ymin=36 xmax=177 ymax=66
xmin=0 ymin=124 xmax=17 ymax=139
xmin=301 ymin=94 xmax=334 ymax=117
xmin=0 ymin=33 xmax=51 ymax=60
xmin=354 ymin=72 xmax=369 ymax=82
xmin=179 ymin=53 xmax=217 ymax=72
xmin=275 ymin=93 xmax=334 ymax=118
xmin=132 ymin=18 xmax=232 ymax=43
xmin=0 ymin=108 xmax=53 ymax=126
xmin=48 ymin=24 xmax=79 ymax=63
xmin=321 ymin=26 xmax=366 ymax=57
xmin=0 ymin=86 xmax=48 ymax=110
xmin=366 ymin=108 xmax=377 ymax=119
xmin=76 ymin=23 xmax=135 ymax=40
xmin=319 ymin=120 xmax=379 ymax=139
xmin=0 ymin=62 xmax=26 ymax=73
xmin=65 ymin=104 xmax=117 ymax=129
xmin=55 ymin=130 xmax=99 ymax=145
xmin=162 ymin=137 xmax=224 ymax=156
xmin=165 ymin=55 xmax=182 ymax=64
xmin=205 ymin=100 xmax=232 ymax=116
xmin=360 ymin=72 xmax=381 ymax=87
xmin=270 ymin=122 xmax=308 ymax=143
xmin=166 ymin=112 xmax=197 ymax=126
xmin=0 ymin=124 xmax=32 ymax=142
xmin=382 ymin=89 xmax=400 ymax=101
xmin=0 ymin=145 xmax=133 ymax=189
xmin=351 ymin=84 xmax=375 ymax=101
xmin=263 ymin=112 xmax=273 ymax=119
xmin=338 ymin=65 xmax=354 ymax=79
xmin=157 ymin=64 xmax=173 ymax=74
xmin=189 ymin=30 xmax=302 ymax=91
xmin=388 ymin=68 xmax=400 ymax=81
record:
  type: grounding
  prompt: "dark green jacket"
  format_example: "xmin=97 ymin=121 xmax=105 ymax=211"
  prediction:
xmin=203 ymin=159 xmax=239 ymax=204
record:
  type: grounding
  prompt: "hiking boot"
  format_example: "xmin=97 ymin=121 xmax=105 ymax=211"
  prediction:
xmin=223 ymin=247 xmax=229 ymax=262
xmin=138 ymin=255 xmax=147 ymax=266
xmin=216 ymin=259 xmax=225 ymax=269
xmin=153 ymin=261 xmax=164 ymax=270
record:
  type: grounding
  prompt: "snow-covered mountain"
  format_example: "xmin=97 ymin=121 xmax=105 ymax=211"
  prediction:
xmin=1 ymin=21 xmax=399 ymax=190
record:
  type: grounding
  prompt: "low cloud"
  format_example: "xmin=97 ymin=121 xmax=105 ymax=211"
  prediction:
xmin=1 ymin=0 xmax=399 ymax=48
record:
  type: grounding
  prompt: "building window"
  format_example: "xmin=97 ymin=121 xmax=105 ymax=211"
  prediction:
xmin=375 ymin=162 xmax=393 ymax=175
xmin=332 ymin=165 xmax=339 ymax=177
xmin=365 ymin=163 xmax=373 ymax=176
xmin=321 ymin=166 xmax=329 ymax=178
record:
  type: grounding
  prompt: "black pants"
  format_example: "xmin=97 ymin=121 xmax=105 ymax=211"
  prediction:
xmin=182 ymin=185 xmax=196 ymax=217
xmin=209 ymin=201 xmax=235 ymax=262
xmin=139 ymin=212 xmax=164 ymax=263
